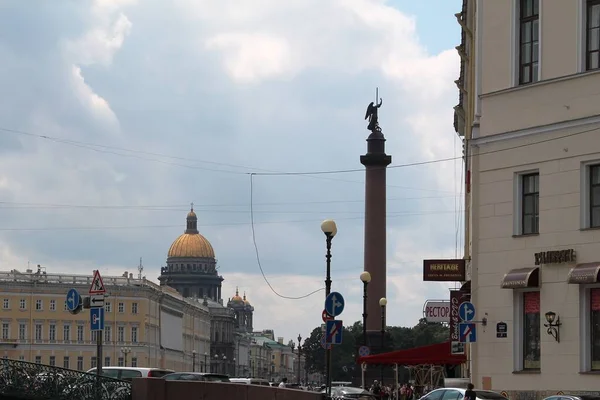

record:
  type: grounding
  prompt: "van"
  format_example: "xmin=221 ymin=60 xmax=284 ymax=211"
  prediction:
xmin=86 ymin=367 xmax=175 ymax=381
xmin=229 ymin=378 xmax=271 ymax=386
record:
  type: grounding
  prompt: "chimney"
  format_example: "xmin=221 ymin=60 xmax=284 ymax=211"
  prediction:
xmin=277 ymin=337 xmax=283 ymax=344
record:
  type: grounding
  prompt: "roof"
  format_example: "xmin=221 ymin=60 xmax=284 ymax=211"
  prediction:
xmin=357 ymin=341 xmax=466 ymax=366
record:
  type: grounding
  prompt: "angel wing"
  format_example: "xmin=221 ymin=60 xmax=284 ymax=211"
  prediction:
xmin=365 ymin=102 xmax=375 ymax=120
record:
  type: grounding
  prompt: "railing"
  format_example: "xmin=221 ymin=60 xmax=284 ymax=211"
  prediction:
xmin=0 ymin=359 xmax=131 ymax=400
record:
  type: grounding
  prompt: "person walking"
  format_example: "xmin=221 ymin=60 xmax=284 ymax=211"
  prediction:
xmin=464 ymin=383 xmax=476 ymax=400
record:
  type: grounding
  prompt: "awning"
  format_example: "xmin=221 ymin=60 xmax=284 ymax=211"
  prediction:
xmin=460 ymin=280 xmax=471 ymax=293
xmin=568 ymin=263 xmax=600 ymax=284
xmin=500 ymin=267 xmax=539 ymax=289
xmin=357 ymin=341 xmax=466 ymax=366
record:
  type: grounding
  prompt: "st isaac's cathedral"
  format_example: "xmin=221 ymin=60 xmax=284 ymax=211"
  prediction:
xmin=158 ymin=207 xmax=254 ymax=376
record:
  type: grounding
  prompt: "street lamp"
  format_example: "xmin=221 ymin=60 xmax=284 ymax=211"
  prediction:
xmin=360 ymin=271 xmax=371 ymax=347
xmin=223 ymin=355 xmax=227 ymax=375
xmin=204 ymin=352 xmax=208 ymax=372
xmin=233 ymin=357 xmax=236 ymax=377
xmin=379 ymin=297 xmax=387 ymax=385
xmin=120 ymin=347 xmax=131 ymax=367
xmin=297 ymin=334 xmax=302 ymax=385
xmin=320 ymin=219 xmax=337 ymax=399
xmin=192 ymin=350 xmax=197 ymax=372
xmin=214 ymin=354 xmax=218 ymax=373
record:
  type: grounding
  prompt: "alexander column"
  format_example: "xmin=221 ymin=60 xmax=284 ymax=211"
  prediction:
xmin=360 ymin=95 xmax=391 ymax=348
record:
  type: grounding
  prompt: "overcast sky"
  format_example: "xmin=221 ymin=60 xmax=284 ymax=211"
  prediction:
xmin=0 ymin=0 xmax=464 ymax=343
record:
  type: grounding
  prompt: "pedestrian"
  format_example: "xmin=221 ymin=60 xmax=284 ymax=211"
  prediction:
xmin=464 ymin=383 xmax=476 ymax=400
xmin=279 ymin=377 xmax=288 ymax=388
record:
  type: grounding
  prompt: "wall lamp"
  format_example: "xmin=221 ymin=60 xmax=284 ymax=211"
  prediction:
xmin=544 ymin=311 xmax=561 ymax=343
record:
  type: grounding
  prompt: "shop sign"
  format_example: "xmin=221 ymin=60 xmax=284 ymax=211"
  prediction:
xmin=423 ymin=300 xmax=451 ymax=323
xmin=534 ymin=249 xmax=576 ymax=265
xmin=423 ymin=259 xmax=466 ymax=282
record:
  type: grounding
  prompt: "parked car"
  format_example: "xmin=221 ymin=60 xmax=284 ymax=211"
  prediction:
xmin=321 ymin=386 xmax=377 ymax=400
xmin=544 ymin=396 xmax=600 ymax=400
xmin=86 ymin=367 xmax=174 ymax=381
xmin=229 ymin=377 xmax=270 ymax=386
xmin=163 ymin=372 xmax=230 ymax=382
xmin=419 ymin=388 xmax=508 ymax=400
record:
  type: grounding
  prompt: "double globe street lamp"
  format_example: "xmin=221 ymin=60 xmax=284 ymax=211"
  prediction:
xmin=320 ymin=219 xmax=337 ymax=399
xmin=359 ymin=271 xmax=371 ymax=346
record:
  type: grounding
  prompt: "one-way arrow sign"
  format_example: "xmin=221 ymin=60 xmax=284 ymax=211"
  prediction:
xmin=90 ymin=295 xmax=105 ymax=308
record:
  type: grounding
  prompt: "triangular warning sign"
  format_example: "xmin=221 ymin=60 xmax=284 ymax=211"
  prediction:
xmin=89 ymin=270 xmax=106 ymax=294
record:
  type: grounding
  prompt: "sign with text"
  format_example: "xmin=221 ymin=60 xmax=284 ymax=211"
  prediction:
xmin=423 ymin=300 xmax=451 ymax=323
xmin=423 ymin=259 xmax=466 ymax=282
xmin=449 ymin=290 xmax=470 ymax=342
xmin=534 ymin=249 xmax=576 ymax=265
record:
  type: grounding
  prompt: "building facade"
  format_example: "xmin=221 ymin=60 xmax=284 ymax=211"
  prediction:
xmin=464 ymin=0 xmax=600 ymax=396
xmin=0 ymin=266 xmax=210 ymax=372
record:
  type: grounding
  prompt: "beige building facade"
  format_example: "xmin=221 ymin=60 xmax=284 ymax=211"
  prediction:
xmin=464 ymin=0 xmax=600 ymax=396
xmin=0 ymin=267 xmax=211 ymax=372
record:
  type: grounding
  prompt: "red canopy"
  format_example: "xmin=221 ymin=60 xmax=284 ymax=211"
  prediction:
xmin=357 ymin=341 xmax=466 ymax=366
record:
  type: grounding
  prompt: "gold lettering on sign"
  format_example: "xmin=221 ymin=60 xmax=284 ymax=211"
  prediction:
xmin=534 ymin=249 xmax=576 ymax=265
xmin=430 ymin=264 xmax=459 ymax=272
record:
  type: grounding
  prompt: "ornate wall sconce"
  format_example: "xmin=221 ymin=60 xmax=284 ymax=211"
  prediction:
xmin=544 ymin=311 xmax=561 ymax=343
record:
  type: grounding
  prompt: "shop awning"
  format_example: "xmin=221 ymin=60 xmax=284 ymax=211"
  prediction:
xmin=568 ymin=263 xmax=600 ymax=284
xmin=500 ymin=267 xmax=539 ymax=289
xmin=357 ymin=341 xmax=466 ymax=366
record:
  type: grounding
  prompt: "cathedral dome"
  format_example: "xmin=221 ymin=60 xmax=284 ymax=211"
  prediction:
xmin=230 ymin=287 xmax=244 ymax=304
xmin=167 ymin=205 xmax=215 ymax=259
xmin=243 ymin=292 xmax=251 ymax=306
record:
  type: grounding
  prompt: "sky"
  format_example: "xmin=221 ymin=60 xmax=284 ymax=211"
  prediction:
xmin=0 ymin=0 xmax=464 ymax=343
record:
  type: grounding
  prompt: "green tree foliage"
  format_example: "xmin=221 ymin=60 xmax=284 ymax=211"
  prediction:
xmin=302 ymin=318 xmax=448 ymax=382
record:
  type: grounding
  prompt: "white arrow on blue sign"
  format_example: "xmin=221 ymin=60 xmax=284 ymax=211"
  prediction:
xmin=325 ymin=320 xmax=343 ymax=345
xmin=458 ymin=301 xmax=475 ymax=322
xmin=458 ymin=322 xmax=476 ymax=343
xmin=90 ymin=307 xmax=105 ymax=331
xmin=66 ymin=288 xmax=81 ymax=312
xmin=324 ymin=292 xmax=345 ymax=317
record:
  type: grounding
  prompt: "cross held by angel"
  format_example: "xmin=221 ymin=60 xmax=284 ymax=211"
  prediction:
xmin=365 ymin=97 xmax=383 ymax=132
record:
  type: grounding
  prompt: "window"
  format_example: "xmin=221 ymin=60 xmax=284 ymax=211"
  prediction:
xmin=19 ymin=355 xmax=24 ymax=361
xmin=591 ymin=165 xmax=600 ymax=228
xmin=35 ymin=299 xmax=42 ymax=311
xmin=442 ymin=390 xmax=463 ymax=400
xmin=35 ymin=324 xmax=42 ymax=341
xmin=2 ymin=299 xmax=8 ymax=309
xmin=91 ymin=357 xmax=97 ymax=368
xmin=35 ymin=356 xmax=41 ymax=364
xmin=131 ymin=327 xmax=138 ymax=343
xmin=518 ymin=0 xmax=540 ymax=84
xmin=2 ymin=323 xmax=9 ymax=340
xmin=18 ymin=323 xmax=26 ymax=340
xmin=63 ymin=356 xmax=70 ymax=369
xmin=104 ymin=357 xmax=110 ymax=367
xmin=49 ymin=356 xmax=56 ymax=366
xmin=64 ymin=300 xmax=68 ymax=311
xmin=131 ymin=357 xmax=138 ymax=367
xmin=590 ymin=288 xmax=600 ymax=370
xmin=118 ymin=357 xmax=125 ymax=367
xmin=63 ymin=324 xmax=71 ymax=342
xmin=77 ymin=325 xmax=84 ymax=342
xmin=118 ymin=326 xmax=125 ymax=342
xmin=105 ymin=302 xmax=112 ymax=313
xmin=131 ymin=303 xmax=138 ymax=314
xmin=104 ymin=326 xmax=111 ymax=343
xmin=587 ymin=0 xmax=600 ymax=70
xmin=19 ymin=299 xmax=26 ymax=310
xmin=77 ymin=356 xmax=84 ymax=371
xmin=523 ymin=291 xmax=541 ymax=370
xmin=118 ymin=302 xmax=124 ymax=313
xmin=49 ymin=324 xmax=56 ymax=342
xmin=49 ymin=300 xmax=56 ymax=311
xmin=521 ymin=173 xmax=539 ymax=235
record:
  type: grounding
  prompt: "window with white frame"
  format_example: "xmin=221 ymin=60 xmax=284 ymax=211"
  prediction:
xmin=131 ymin=326 xmax=138 ymax=343
xmin=104 ymin=357 xmax=110 ymax=367
xmin=105 ymin=302 xmax=112 ymax=312
xmin=578 ymin=285 xmax=600 ymax=371
xmin=91 ymin=357 xmax=97 ymax=368
xmin=514 ymin=290 xmax=541 ymax=371
xmin=35 ymin=299 xmax=42 ymax=311
xmin=35 ymin=356 xmax=41 ymax=364
xmin=49 ymin=324 xmax=56 ymax=342
xmin=63 ymin=324 xmax=71 ymax=342
xmin=131 ymin=302 xmax=138 ymax=314
xmin=18 ymin=323 xmax=26 ymax=340
xmin=63 ymin=356 xmax=69 ymax=369
xmin=49 ymin=299 xmax=56 ymax=311
xmin=77 ymin=356 xmax=84 ymax=371
xmin=518 ymin=0 xmax=540 ymax=84
xmin=77 ymin=325 xmax=84 ymax=342
xmin=118 ymin=302 xmax=124 ymax=313
xmin=64 ymin=300 xmax=68 ymax=311
xmin=2 ymin=323 xmax=9 ymax=340
xmin=118 ymin=357 xmax=124 ymax=367
xmin=131 ymin=357 xmax=137 ymax=367
xmin=104 ymin=326 xmax=111 ymax=343
xmin=586 ymin=0 xmax=600 ymax=70
xmin=19 ymin=299 xmax=26 ymax=310
xmin=2 ymin=299 xmax=9 ymax=309
xmin=580 ymin=162 xmax=600 ymax=229
xmin=35 ymin=324 xmax=42 ymax=341
xmin=118 ymin=326 xmax=125 ymax=342
xmin=514 ymin=171 xmax=540 ymax=235
xmin=49 ymin=356 xmax=56 ymax=366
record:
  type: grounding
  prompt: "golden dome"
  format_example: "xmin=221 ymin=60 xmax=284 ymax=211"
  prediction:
xmin=231 ymin=287 xmax=244 ymax=303
xmin=243 ymin=292 xmax=251 ymax=306
xmin=167 ymin=205 xmax=215 ymax=258
xmin=168 ymin=232 xmax=215 ymax=258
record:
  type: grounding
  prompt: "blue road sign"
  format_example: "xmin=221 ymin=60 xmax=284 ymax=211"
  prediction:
xmin=325 ymin=320 xmax=343 ymax=345
xmin=324 ymin=292 xmax=345 ymax=317
xmin=320 ymin=335 xmax=332 ymax=350
xmin=90 ymin=307 xmax=105 ymax=331
xmin=459 ymin=301 xmax=475 ymax=322
xmin=459 ymin=322 xmax=477 ymax=343
xmin=66 ymin=288 xmax=80 ymax=312
xmin=358 ymin=345 xmax=370 ymax=357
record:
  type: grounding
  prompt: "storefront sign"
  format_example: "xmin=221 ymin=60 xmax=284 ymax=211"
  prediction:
xmin=534 ymin=249 xmax=576 ymax=265
xmin=449 ymin=290 xmax=470 ymax=342
xmin=423 ymin=259 xmax=466 ymax=281
xmin=567 ymin=263 xmax=600 ymax=284
xmin=423 ymin=300 xmax=451 ymax=323
xmin=496 ymin=322 xmax=507 ymax=338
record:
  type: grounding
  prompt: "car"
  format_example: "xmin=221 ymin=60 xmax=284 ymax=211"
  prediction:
xmin=321 ymin=385 xmax=377 ymax=400
xmin=229 ymin=377 xmax=270 ymax=386
xmin=419 ymin=388 xmax=508 ymax=400
xmin=544 ymin=396 xmax=600 ymax=400
xmin=86 ymin=367 xmax=174 ymax=381
xmin=162 ymin=372 xmax=230 ymax=382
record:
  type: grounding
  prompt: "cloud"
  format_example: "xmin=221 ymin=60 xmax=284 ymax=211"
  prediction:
xmin=0 ymin=0 xmax=463 ymax=343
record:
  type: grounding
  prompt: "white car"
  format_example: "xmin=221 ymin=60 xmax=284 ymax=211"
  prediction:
xmin=419 ymin=388 xmax=508 ymax=400
xmin=86 ymin=366 xmax=174 ymax=381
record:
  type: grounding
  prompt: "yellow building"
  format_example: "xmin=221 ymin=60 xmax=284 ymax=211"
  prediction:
xmin=0 ymin=266 xmax=211 ymax=372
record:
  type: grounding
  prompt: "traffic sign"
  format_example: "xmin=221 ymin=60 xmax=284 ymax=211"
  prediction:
xmin=322 ymin=309 xmax=334 ymax=322
xmin=459 ymin=322 xmax=476 ymax=343
xmin=320 ymin=335 xmax=332 ymax=350
xmin=496 ymin=322 xmax=508 ymax=338
xmin=458 ymin=301 xmax=475 ymax=322
xmin=89 ymin=270 xmax=106 ymax=294
xmin=66 ymin=288 xmax=81 ymax=312
xmin=90 ymin=307 xmax=105 ymax=331
xmin=325 ymin=320 xmax=343 ymax=345
xmin=90 ymin=295 xmax=105 ymax=308
xmin=358 ymin=345 xmax=370 ymax=357
xmin=324 ymin=292 xmax=345 ymax=317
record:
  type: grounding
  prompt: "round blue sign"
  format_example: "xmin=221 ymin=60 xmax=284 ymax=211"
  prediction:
xmin=66 ymin=288 xmax=80 ymax=312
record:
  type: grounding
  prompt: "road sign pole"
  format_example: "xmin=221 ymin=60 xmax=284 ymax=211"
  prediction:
xmin=96 ymin=330 xmax=102 ymax=400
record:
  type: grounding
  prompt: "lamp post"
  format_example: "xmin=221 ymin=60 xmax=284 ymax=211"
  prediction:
xmin=192 ymin=350 xmax=197 ymax=372
xmin=223 ymin=355 xmax=227 ymax=375
xmin=360 ymin=271 xmax=371 ymax=346
xmin=120 ymin=347 xmax=131 ymax=367
xmin=379 ymin=297 xmax=387 ymax=385
xmin=204 ymin=352 xmax=208 ymax=373
xmin=233 ymin=357 xmax=236 ymax=377
xmin=321 ymin=219 xmax=337 ymax=399
xmin=214 ymin=354 xmax=218 ymax=373
xmin=297 ymin=334 xmax=302 ymax=385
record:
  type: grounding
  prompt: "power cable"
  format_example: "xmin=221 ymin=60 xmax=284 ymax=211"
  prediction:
xmin=248 ymin=173 xmax=324 ymax=300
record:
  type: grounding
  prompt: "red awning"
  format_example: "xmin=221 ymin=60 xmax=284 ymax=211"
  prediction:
xmin=357 ymin=341 xmax=466 ymax=366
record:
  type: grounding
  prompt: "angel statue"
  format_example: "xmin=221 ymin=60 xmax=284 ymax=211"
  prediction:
xmin=365 ymin=98 xmax=383 ymax=132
